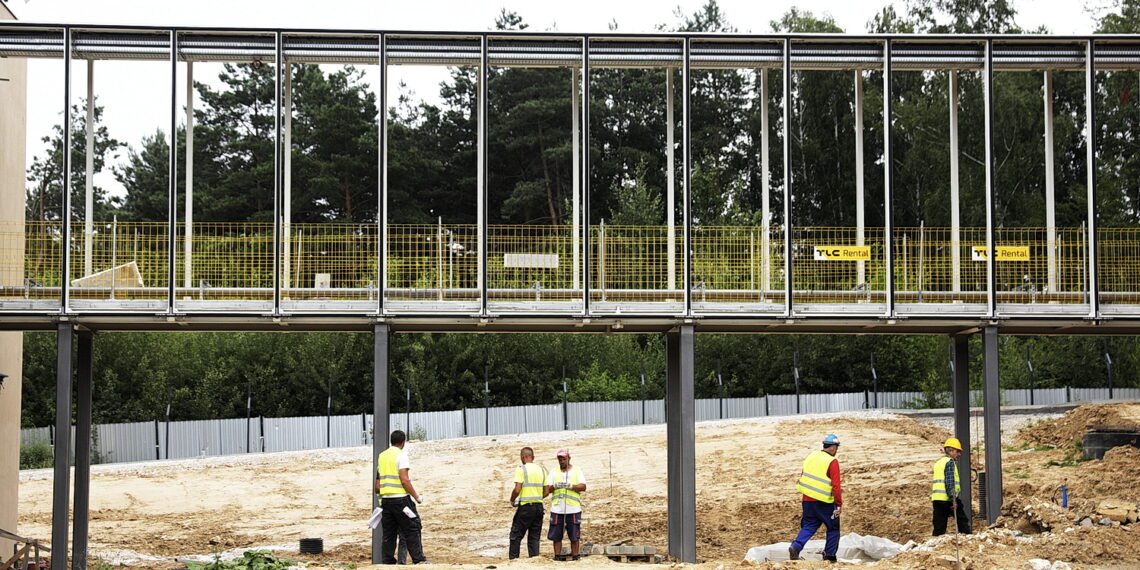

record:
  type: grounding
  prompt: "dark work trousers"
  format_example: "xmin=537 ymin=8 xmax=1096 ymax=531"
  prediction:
xmin=932 ymin=498 xmax=971 ymax=535
xmin=381 ymin=496 xmax=426 ymax=564
xmin=791 ymin=501 xmax=840 ymax=558
xmin=508 ymin=502 xmax=545 ymax=558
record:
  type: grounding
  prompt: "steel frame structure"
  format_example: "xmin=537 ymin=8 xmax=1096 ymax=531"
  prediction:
xmin=3 ymin=24 xmax=1140 ymax=567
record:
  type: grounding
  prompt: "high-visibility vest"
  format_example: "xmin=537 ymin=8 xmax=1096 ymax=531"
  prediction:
xmin=377 ymin=446 xmax=407 ymax=497
xmin=551 ymin=467 xmax=583 ymax=510
xmin=517 ymin=463 xmax=547 ymax=504
xmin=796 ymin=449 xmax=836 ymax=503
xmin=931 ymin=456 xmax=960 ymax=501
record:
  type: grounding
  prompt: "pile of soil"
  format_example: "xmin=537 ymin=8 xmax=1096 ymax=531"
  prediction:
xmin=1017 ymin=404 xmax=1136 ymax=448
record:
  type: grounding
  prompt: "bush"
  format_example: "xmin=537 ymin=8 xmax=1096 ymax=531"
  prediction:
xmin=20 ymin=443 xmax=53 ymax=469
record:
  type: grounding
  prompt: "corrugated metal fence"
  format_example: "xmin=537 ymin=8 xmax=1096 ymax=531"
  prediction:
xmin=20 ymin=388 xmax=1140 ymax=465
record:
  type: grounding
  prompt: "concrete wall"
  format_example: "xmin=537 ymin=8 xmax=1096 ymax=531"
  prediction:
xmin=0 ymin=0 xmax=28 ymax=549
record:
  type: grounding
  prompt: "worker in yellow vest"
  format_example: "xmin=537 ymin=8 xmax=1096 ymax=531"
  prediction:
xmin=788 ymin=434 xmax=842 ymax=563
xmin=508 ymin=446 xmax=548 ymax=559
xmin=375 ymin=429 xmax=428 ymax=564
xmin=545 ymin=448 xmax=587 ymax=561
xmin=932 ymin=437 xmax=971 ymax=535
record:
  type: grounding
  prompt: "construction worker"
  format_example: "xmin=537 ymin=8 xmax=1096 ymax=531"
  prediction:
xmin=545 ymin=448 xmax=587 ymax=561
xmin=375 ymin=429 xmax=428 ymax=564
xmin=788 ymin=434 xmax=842 ymax=563
xmin=932 ymin=437 xmax=971 ymax=536
xmin=508 ymin=446 xmax=548 ymax=559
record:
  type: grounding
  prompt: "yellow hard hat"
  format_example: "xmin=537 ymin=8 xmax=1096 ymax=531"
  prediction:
xmin=943 ymin=437 xmax=963 ymax=451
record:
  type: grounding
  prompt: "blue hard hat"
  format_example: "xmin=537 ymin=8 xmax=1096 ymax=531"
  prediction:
xmin=823 ymin=434 xmax=840 ymax=446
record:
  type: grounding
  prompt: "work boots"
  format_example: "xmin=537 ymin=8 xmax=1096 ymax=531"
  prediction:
xmin=788 ymin=545 xmax=800 ymax=560
xmin=823 ymin=555 xmax=838 ymax=563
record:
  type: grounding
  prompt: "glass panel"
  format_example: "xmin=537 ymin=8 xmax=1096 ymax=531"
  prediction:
xmin=384 ymin=40 xmax=480 ymax=313
xmin=690 ymin=48 xmax=786 ymax=315
xmin=280 ymin=36 xmax=381 ymax=313
xmin=1 ymin=28 xmax=63 ymax=312
xmin=790 ymin=58 xmax=884 ymax=314
xmin=69 ymin=31 xmax=171 ymax=311
xmin=174 ymin=32 xmax=277 ymax=312
xmin=486 ymin=38 xmax=580 ymax=314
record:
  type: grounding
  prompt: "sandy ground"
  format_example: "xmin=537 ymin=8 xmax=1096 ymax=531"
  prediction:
xmin=16 ymin=404 xmax=1140 ymax=569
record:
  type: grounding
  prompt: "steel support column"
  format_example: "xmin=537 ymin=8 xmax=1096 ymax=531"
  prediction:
xmin=681 ymin=38 xmax=692 ymax=316
xmin=666 ymin=324 xmax=695 ymax=562
xmin=378 ymin=34 xmax=388 ymax=310
xmin=982 ymin=326 xmax=1002 ymax=523
xmin=983 ymin=40 xmax=997 ymax=317
xmin=72 ymin=331 xmax=93 ymax=570
xmin=1084 ymin=40 xmax=1100 ymax=316
xmin=952 ymin=333 xmax=972 ymax=522
xmin=50 ymin=322 xmax=73 ymax=570
xmin=272 ymin=32 xmax=283 ymax=315
xmin=371 ymin=322 xmax=390 ymax=564
xmin=781 ymin=38 xmax=793 ymax=315
xmin=477 ymin=36 xmax=489 ymax=316
xmin=883 ymin=39 xmax=895 ymax=316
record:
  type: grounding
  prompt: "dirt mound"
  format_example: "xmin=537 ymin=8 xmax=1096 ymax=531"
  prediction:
xmin=1017 ymin=404 xmax=1134 ymax=448
xmin=996 ymin=497 xmax=1076 ymax=533
xmin=778 ymin=415 xmax=951 ymax=445
xmin=890 ymin=526 xmax=1140 ymax=569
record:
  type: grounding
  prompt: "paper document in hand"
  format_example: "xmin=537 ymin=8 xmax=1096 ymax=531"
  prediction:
xmin=403 ymin=506 xmax=418 ymax=519
xmin=367 ymin=507 xmax=382 ymax=529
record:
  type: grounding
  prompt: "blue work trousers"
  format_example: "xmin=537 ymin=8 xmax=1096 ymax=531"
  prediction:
xmin=791 ymin=500 xmax=840 ymax=557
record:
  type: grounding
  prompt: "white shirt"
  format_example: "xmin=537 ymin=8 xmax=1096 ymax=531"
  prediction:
xmin=546 ymin=465 xmax=586 ymax=514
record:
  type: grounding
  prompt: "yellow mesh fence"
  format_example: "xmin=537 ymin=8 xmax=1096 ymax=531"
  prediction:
xmin=0 ymin=220 xmax=1128 ymax=306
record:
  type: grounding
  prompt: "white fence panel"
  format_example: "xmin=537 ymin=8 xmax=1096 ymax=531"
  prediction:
xmin=695 ymin=399 xmax=721 ymax=421
xmin=1003 ymin=388 xmax=1067 ymax=406
xmin=96 ymin=421 xmax=156 ymax=463
xmin=569 ymin=400 xmax=644 ymax=429
xmin=767 ymin=394 xmax=799 ymax=416
xmin=264 ymin=416 xmax=325 ymax=452
xmin=723 ymin=397 xmax=766 ymax=419
xmin=21 ymin=426 xmax=51 ymax=446
xmin=1072 ymin=387 xmax=1140 ymax=402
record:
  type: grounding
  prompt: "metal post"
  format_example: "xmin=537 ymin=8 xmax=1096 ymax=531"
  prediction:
xmin=50 ymin=322 xmax=73 ymax=570
xmin=484 ymin=366 xmax=490 ymax=436
xmin=793 ymin=351 xmax=801 ymax=414
xmin=327 ymin=377 xmax=333 ymax=447
xmin=952 ymin=333 xmax=972 ymax=522
xmin=72 ymin=331 xmax=93 ymax=570
xmin=1026 ymin=346 xmax=1035 ymax=405
xmin=883 ymin=39 xmax=895 ymax=316
xmin=950 ymin=70 xmax=961 ymax=294
xmin=870 ymin=352 xmax=878 ymax=408
xmin=371 ymin=323 xmax=390 ymax=564
xmin=62 ymin=27 xmax=73 ymax=310
xmin=378 ymin=34 xmax=388 ymax=310
xmin=572 ymin=68 xmax=581 ymax=292
xmin=1044 ymin=71 xmax=1058 ymax=293
xmin=1103 ymin=339 xmax=1114 ymax=400
xmin=854 ymin=69 xmax=865 ymax=287
xmin=478 ymin=35 xmax=489 ymax=316
xmin=984 ymin=40 xmax=997 ymax=318
xmin=246 ymin=382 xmax=252 ymax=453
xmin=84 ymin=60 xmax=95 ymax=279
xmin=666 ymin=68 xmax=676 ymax=290
xmin=665 ymin=325 xmax=696 ymax=563
xmin=562 ymin=367 xmax=569 ymax=431
xmin=582 ymin=36 xmax=592 ymax=315
xmin=982 ymin=326 xmax=1003 ymax=524
xmin=716 ymin=358 xmax=724 ymax=420
xmin=169 ymin=31 xmax=178 ymax=310
xmin=760 ymin=68 xmax=771 ymax=295
xmin=283 ymin=62 xmax=293 ymax=292
xmin=184 ymin=60 xmax=194 ymax=291
xmin=640 ymin=360 xmax=647 ymax=425
xmin=1084 ymin=40 xmax=1100 ymax=316
xmin=781 ymin=38 xmax=793 ymax=315
xmin=272 ymin=31 xmax=283 ymax=315
xmin=405 ymin=386 xmax=411 ymax=435
xmin=682 ymin=38 xmax=692 ymax=316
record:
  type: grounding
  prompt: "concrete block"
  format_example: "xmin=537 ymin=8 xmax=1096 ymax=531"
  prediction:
xmin=642 ymin=546 xmax=656 ymax=556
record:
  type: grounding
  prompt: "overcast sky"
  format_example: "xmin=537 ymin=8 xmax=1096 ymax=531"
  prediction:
xmin=1 ymin=0 xmax=1116 ymax=197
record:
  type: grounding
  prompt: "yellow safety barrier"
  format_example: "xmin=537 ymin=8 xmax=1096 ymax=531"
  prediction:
xmin=0 ymin=220 xmax=1124 ymax=305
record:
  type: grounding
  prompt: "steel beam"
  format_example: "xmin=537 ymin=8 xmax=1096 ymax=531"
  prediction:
xmin=169 ymin=31 xmax=180 ymax=310
xmin=781 ymin=38 xmax=792 ymax=315
xmin=1084 ymin=40 xmax=1100 ymax=316
xmin=949 ymin=70 xmax=961 ymax=293
xmin=72 ymin=331 xmax=93 ymax=570
xmin=378 ymin=34 xmax=388 ymax=311
xmin=951 ymin=333 xmax=972 ymax=522
xmin=61 ymin=27 xmax=73 ymax=311
xmin=371 ymin=322 xmax=390 ymax=563
xmin=883 ymin=40 xmax=895 ymax=316
xmin=682 ymin=38 xmax=692 ymax=316
xmin=273 ymin=32 xmax=283 ymax=315
xmin=666 ymin=324 xmax=695 ymax=562
xmin=478 ymin=36 xmax=489 ymax=317
xmin=984 ymin=40 xmax=997 ymax=318
xmin=982 ymin=326 xmax=1002 ymax=523
xmin=50 ymin=322 xmax=73 ymax=570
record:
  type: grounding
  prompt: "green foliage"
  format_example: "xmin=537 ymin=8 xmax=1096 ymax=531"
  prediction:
xmin=408 ymin=424 xmax=428 ymax=441
xmin=20 ymin=443 xmax=53 ymax=470
xmin=185 ymin=550 xmax=291 ymax=570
